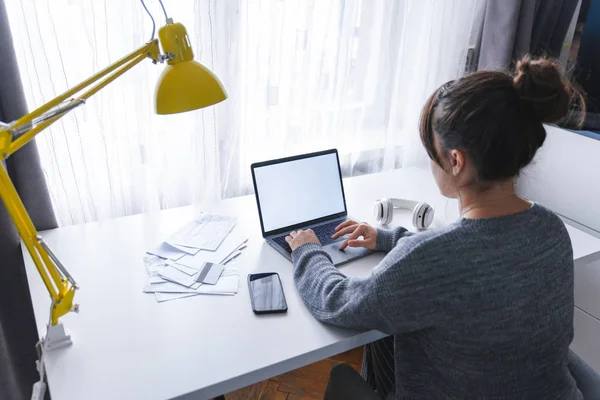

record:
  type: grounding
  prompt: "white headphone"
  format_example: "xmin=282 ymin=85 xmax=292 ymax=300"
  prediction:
xmin=373 ymin=198 xmax=435 ymax=230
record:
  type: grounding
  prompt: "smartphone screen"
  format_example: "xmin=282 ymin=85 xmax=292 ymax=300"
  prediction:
xmin=248 ymin=273 xmax=288 ymax=314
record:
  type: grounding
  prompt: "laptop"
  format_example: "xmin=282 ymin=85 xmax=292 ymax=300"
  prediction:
xmin=251 ymin=149 xmax=372 ymax=266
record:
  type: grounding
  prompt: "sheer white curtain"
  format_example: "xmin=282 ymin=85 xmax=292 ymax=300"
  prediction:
xmin=6 ymin=0 xmax=481 ymax=226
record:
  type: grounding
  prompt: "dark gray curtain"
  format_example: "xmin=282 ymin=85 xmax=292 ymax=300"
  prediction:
xmin=0 ymin=0 xmax=58 ymax=399
xmin=471 ymin=0 xmax=580 ymax=71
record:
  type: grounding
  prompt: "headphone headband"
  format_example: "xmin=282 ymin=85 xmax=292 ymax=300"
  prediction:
xmin=373 ymin=198 xmax=434 ymax=229
xmin=389 ymin=198 xmax=419 ymax=210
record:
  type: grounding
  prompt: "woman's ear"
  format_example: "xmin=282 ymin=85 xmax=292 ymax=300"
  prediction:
xmin=449 ymin=149 xmax=465 ymax=176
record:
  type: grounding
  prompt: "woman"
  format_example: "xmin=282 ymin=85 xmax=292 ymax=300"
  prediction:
xmin=285 ymin=56 xmax=586 ymax=399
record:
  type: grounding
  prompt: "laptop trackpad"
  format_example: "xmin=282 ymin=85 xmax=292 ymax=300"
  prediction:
xmin=323 ymin=242 xmax=371 ymax=265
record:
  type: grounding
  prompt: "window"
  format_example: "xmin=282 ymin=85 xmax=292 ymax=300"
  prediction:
xmin=6 ymin=0 xmax=479 ymax=225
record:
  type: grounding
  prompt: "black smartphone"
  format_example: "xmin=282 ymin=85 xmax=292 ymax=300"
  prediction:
xmin=248 ymin=272 xmax=288 ymax=314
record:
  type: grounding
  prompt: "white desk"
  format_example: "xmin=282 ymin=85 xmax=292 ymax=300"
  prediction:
xmin=23 ymin=167 xmax=600 ymax=400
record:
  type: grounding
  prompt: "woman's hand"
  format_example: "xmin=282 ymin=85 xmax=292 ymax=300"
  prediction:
xmin=285 ymin=229 xmax=321 ymax=252
xmin=332 ymin=220 xmax=377 ymax=250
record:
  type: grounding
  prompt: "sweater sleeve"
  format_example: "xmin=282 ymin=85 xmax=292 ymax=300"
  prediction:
xmin=375 ymin=226 xmax=415 ymax=252
xmin=292 ymin=236 xmax=450 ymax=333
xmin=291 ymin=243 xmax=388 ymax=330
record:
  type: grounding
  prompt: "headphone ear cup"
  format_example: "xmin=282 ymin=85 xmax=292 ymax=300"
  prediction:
xmin=373 ymin=198 xmax=394 ymax=225
xmin=380 ymin=200 xmax=389 ymax=224
xmin=413 ymin=202 xmax=435 ymax=229
xmin=384 ymin=199 xmax=394 ymax=224
xmin=373 ymin=200 xmax=384 ymax=223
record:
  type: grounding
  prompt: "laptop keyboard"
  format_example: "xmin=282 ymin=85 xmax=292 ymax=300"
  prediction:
xmin=272 ymin=220 xmax=346 ymax=253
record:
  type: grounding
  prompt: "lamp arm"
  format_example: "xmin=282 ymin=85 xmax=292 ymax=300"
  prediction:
xmin=1 ymin=40 xmax=160 ymax=158
xmin=0 ymin=164 xmax=72 ymax=325
xmin=0 ymin=39 xmax=161 ymax=327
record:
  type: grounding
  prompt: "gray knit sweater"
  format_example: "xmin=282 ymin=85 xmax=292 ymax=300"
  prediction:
xmin=292 ymin=204 xmax=582 ymax=399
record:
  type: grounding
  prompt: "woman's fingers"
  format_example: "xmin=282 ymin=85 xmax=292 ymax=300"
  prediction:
xmin=348 ymin=239 xmax=369 ymax=248
xmin=285 ymin=235 xmax=292 ymax=244
xmin=335 ymin=219 xmax=357 ymax=231
xmin=339 ymin=225 xmax=366 ymax=250
xmin=331 ymin=224 xmax=358 ymax=239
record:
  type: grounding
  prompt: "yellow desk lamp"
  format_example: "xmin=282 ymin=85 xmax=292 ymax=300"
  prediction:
xmin=0 ymin=0 xmax=226 ymax=357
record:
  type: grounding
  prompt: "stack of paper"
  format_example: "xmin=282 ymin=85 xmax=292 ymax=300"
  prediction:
xmin=143 ymin=213 xmax=248 ymax=302
xmin=143 ymin=255 xmax=241 ymax=302
xmin=147 ymin=213 xmax=243 ymax=262
xmin=168 ymin=213 xmax=236 ymax=251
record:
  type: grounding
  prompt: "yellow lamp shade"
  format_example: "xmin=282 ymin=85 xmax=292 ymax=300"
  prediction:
xmin=155 ymin=22 xmax=227 ymax=115
xmin=155 ymin=60 xmax=227 ymax=115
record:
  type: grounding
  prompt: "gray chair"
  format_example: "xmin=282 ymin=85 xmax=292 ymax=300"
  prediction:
xmin=325 ymin=350 xmax=600 ymax=400
xmin=568 ymin=350 xmax=600 ymax=399
xmin=324 ymin=363 xmax=391 ymax=400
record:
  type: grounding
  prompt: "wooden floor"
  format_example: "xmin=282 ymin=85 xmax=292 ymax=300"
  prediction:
xmin=222 ymin=346 xmax=364 ymax=400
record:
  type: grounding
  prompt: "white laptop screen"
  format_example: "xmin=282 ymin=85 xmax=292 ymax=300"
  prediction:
xmin=253 ymin=152 xmax=346 ymax=234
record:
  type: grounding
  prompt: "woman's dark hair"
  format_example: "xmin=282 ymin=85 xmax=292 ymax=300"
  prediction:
xmin=419 ymin=55 xmax=585 ymax=184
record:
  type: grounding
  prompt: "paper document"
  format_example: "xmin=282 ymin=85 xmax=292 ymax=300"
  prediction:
xmin=147 ymin=242 xmax=187 ymax=261
xmin=236 ymin=243 xmax=248 ymax=252
xmin=178 ymin=232 xmax=247 ymax=267
xmin=196 ymin=274 xmax=239 ymax=294
xmin=169 ymin=244 xmax=200 ymax=255
xmin=145 ymin=269 xmax=239 ymax=295
xmin=222 ymin=250 xmax=241 ymax=265
xmin=144 ymin=255 xmax=170 ymax=276
xmin=167 ymin=213 xmax=236 ymax=251
xmin=157 ymin=266 xmax=197 ymax=287
xmin=144 ymin=281 xmax=199 ymax=293
xmin=146 ymin=265 xmax=164 ymax=277
xmin=168 ymin=261 xmax=198 ymax=276
xmin=155 ymin=292 xmax=201 ymax=302
xmin=148 ymin=276 xmax=167 ymax=284
xmin=195 ymin=262 xmax=224 ymax=285
xmin=144 ymin=230 xmax=243 ymax=302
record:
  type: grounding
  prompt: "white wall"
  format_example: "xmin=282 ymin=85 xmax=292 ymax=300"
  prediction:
xmin=517 ymin=125 xmax=600 ymax=233
xmin=517 ymin=125 xmax=600 ymax=373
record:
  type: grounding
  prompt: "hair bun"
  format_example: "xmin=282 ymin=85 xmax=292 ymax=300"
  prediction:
xmin=513 ymin=56 xmax=580 ymax=124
